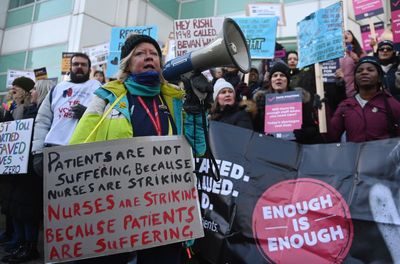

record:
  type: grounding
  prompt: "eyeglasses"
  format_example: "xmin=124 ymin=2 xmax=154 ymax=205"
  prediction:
xmin=72 ymin=62 xmax=89 ymax=67
xmin=378 ymin=47 xmax=394 ymax=52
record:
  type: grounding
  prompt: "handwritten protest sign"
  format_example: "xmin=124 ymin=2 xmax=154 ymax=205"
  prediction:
xmin=352 ymin=0 xmax=384 ymax=21
xmin=82 ymin=43 xmax=109 ymax=67
xmin=6 ymin=69 xmax=35 ymax=89
xmin=234 ymin=17 xmax=278 ymax=59
xmin=321 ymin=59 xmax=339 ymax=83
xmin=391 ymin=0 xmax=400 ymax=44
xmin=173 ymin=17 xmax=224 ymax=57
xmin=247 ymin=3 xmax=286 ymax=26
xmin=360 ymin=22 xmax=385 ymax=52
xmin=264 ymin=91 xmax=302 ymax=140
xmin=0 ymin=119 xmax=33 ymax=175
xmin=43 ymin=136 xmax=203 ymax=263
xmin=297 ymin=2 xmax=344 ymax=69
xmin=106 ymin=26 xmax=158 ymax=78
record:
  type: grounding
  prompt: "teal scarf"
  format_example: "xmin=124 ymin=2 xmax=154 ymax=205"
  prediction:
xmin=124 ymin=78 xmax=160 ymax=96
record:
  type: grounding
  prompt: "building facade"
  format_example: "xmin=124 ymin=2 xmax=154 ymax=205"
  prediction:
xmin=0 ymin=0 xmax=391 ymax=97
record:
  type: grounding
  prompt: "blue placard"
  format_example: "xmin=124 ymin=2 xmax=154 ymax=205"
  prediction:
xmin=106 ymin=26 xmax=158 ymax=78
xmin=297 ymin=2 xmax=344 ymax=69
xmin=234 ymin=17 xmax=278 ymax=59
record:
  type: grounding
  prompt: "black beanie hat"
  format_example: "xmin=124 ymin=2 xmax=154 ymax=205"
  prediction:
xmin=377 ymin=40 xmax=394 ymax=50
xmin=12 ymin=76 xmax=35 ymax=92
xmin=354 ymin=56 xmax=383 ymax=78
xmin=269 ymin=62 xmax=291 ymax=82
xmin=120 ymin=34 xmax=162 ymax=60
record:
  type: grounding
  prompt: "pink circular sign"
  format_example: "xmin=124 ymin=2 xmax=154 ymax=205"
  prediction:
xmin=252 ymin=178 xmax=353 ymax=263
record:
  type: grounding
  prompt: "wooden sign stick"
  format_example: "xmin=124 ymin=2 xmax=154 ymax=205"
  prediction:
xmin=314 ymin=63 xmax=327 ymax=133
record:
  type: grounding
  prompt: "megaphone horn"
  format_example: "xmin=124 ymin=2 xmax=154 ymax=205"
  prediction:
xmin=163 ymin=18 xmax=251 ymax=81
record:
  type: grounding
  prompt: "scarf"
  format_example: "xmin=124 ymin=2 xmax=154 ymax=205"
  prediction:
xmin=125 ymin=72 xmax=161 ymax=96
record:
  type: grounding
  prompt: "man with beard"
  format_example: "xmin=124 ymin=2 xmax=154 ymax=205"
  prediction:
xmin=31 ymin=53 xmax=101 ymax=176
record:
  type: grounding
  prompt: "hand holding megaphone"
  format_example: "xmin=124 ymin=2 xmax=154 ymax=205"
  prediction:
xmin=181 ymin=72 xmax=213 ymax=114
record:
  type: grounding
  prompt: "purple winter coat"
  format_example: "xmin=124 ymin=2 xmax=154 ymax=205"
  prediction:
xmin=328 ymin=90 xmax=400 ymax=142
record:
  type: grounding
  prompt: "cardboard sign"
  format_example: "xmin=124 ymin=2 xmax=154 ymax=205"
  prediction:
xmin=61 ymin=52 xmax=76 ymax=75
xmin=106 ymin=26 xmax=158 ymax=78
xmin=360 ymin=22 xmax=385 ymax=52
xmin=82 ymin=43 xmax=109 ymax=67
xmin=34 ymin=67 xmax=48 ymax=80
xmin=173 ymin=17 xmax=224 ymax=57
xmin=321 ymin=59 xmax=340 ymax=83
xmin=391 ymin=0 xmax=400 ymax=44
xmin=43 ymin=136 xmax=203 ymax=263
xmin=352 ymin=0 xmax=384 ymax=21
xmin=247 ymin=3 xmax=286 ymax=26
xmin=0 ymin=119 xmax=34 ymax=175
xmin=264 ymin=91 xmax=302 ymax=140
xmin=297 ymin=2 xmax=344 ymax=69
xmin=234 ymin=17 xmax=278 ymax=59
xmin=6 ymin=69 xmax=35 ymax=89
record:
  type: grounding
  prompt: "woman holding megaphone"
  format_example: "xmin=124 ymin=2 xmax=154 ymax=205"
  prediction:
xmin=69 ymin=34 xmax=210 ymax=264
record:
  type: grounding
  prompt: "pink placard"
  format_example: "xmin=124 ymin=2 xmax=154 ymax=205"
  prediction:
xmin=360 ymin=22 xmax=385 ymax=52
xmin=391 ymin=0 xmax=400 ymax=44
xmin=352 ymin=0 xmax=384 ymax=20
xmin=264 ymin=101 xmax=302 ymax=133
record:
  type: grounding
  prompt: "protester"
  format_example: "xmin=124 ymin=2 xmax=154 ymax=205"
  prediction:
xmin=0 ymin=77 xmax=44 ymax=263
xmin=93 ymin=70 xmax=106 ymax=84
xmin=210 ymin=78 xmax=254 ymax=130
xmin=254 ymin=62 xmax=322 ymax=143
xmin=69 ymin=34 xmax=209 ymax=264
xmin=210 ymin=67 xmax=225 ymax=85
xmin=286 ymin=50 xmax=299 ymax=76
xmin=223 ymin=66 xmax=250 ymax=100
xmin=31 ymin=53 xmax=100 ymax=177
xmin=375 ymin=40 xmax=400 ymax=101
xmin=328 ymin=56 xmax=400 ymax=142
xmin=248 ymin=67 xmax=262 ymax=98
xmin=339 ymin=30 xmax=366 ymax=98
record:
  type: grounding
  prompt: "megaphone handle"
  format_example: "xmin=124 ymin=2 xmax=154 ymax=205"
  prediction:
xmin=200 ymin=103 xmax=221 ymax=182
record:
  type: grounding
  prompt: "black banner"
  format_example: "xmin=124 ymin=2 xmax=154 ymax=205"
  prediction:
xmin=194 ymin=122 xmax=400 ymax=263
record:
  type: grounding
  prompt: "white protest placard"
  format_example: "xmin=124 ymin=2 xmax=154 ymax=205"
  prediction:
xmin=247 ymin=3 xmax=286 ymax=26
xmin=82 ymin=43 xmax=109 ymax=66
xmin=6 ymin=69 xmax=35 ymax=89
xmin=0 ymin=119 xmax=34 ymax=175
xmin=43 ymin=136 xmax=204 ymax=263
xmin=174 ymin=17 xmax=224 ymax=57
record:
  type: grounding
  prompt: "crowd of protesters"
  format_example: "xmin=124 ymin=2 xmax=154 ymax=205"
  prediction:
xmin=1 ymin=27 xmax=400 ymax=264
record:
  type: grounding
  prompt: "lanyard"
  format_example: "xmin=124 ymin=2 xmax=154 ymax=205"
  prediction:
xmin=137 ymin=96 xmax=162 ymax=136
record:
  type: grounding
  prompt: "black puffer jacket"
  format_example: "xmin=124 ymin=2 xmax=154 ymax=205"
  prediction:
xmin=210 ymin=103 xmax=254 ymax=130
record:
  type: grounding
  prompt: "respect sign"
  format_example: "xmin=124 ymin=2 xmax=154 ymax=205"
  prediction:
xmin=0 ymin=119 xmax=34 ymax=175
xmin=297 ymin=2 xmax=344 ymax=69
xmin=43 ymin=136 xmax=203 ymax=263
xmin=106 ymin=26 xmax=158 ymax=78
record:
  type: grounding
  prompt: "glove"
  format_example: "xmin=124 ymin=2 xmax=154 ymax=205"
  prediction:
xmin=71 ymin=103 xmax=87 ymax=119
xmin=313 ymin=94 xmax=327 ymax=110
xmin=33 ymin=153 xmax=44 ymax=178
xmin=182 ymin=73 xmax=213 ymax=114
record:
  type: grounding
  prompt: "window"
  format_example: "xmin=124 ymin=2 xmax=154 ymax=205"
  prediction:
xmin=0 ymin=43 xmax=66 ymax=93
xmin=8 ymin=0 xmax=35 ymax=10
xmin=6 ymin=0 xmax=74 ymax=28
